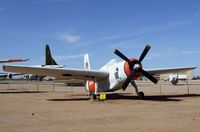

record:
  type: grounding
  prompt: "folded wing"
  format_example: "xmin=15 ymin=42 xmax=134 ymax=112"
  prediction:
xmin=3 ymin=65 xmax=109 ymax=81
xmin=146 ymin=66 xmax=197 ymax=75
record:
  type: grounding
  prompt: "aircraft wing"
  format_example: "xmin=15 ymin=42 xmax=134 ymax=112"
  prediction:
xmin=0 ymin=58 xmax=30 ymax=63
xmin=0 ymin=73 xmax=24 ymax=79
xmin=0 ymin=74 xmax=8 ymax=78
xmin=145 ymin=66 xmax=197 ymax=75
xmin=2 ymin=65 xmax=109 ymax=81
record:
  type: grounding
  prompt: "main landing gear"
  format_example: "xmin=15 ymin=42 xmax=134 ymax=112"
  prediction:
xmin=137 ymin=91 xmax=145 ymax=99
xmin=131 ymin=81 xmax=145 ymax=99
xmin=90 ymin=93 xmax=97 ymax=101
xmin=90 ymin=79 xmax=98 ymax=101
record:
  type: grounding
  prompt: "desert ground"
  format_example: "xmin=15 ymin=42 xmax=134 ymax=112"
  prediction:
xmin=0 ymin=80 xmax=200 ymax=132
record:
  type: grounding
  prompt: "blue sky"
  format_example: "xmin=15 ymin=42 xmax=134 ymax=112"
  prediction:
xmin=0 ymin=0 xmax=200 ymax=75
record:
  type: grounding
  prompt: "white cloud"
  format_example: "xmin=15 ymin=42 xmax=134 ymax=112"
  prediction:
xmin=181 ymin=51 xmax=200 ymax=55
xmin=79 ymin=21 xmax=189 ymax=47
xmin=195 ymin=10 xmax=200 ymax=19
xmin=54 ymin=54 xmax=83 ymax=61
xmin=145 ymin=53 xmax=162 ymax=60
xmin=59 ymin=34 xmax=81 ymax=44
xmin=0 ymin=8 xmax=7 ymax=12
xmin=137 ymin=21 xmax=189 ymax=35
xmin=35 ymin=0 xmax=71 ymax=4
xmin=145 ymin=49 xmax=199 ymax=60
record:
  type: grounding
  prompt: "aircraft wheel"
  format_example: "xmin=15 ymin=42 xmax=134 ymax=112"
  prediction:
xmin=138 ymin=91 xmax=145 ymax=99
xmin=90 ymin=93 xmax=97 ymax=101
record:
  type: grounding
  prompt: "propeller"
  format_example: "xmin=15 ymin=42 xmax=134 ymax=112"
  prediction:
xmin=114 ymin=45 xmax=158 ymax=91
xmin=114 ymin=49 xmax=133 ymax=67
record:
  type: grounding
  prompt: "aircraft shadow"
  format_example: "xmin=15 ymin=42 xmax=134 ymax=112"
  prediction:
xmin=47 ymin=98 xmax=89 ymax=101
xmin=106 ymin=93 xmax=200 ymax=102
xmin=46 ymin=93 xmax=200 ymax=102
xmin=0 ymin=91 xmax=48 ymax=94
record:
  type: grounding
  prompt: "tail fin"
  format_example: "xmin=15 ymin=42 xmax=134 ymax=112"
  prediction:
xmin=84 ymin=54 xmax=91 ymax=70
xmin=45 ymin=44 xmax=58 ymax=65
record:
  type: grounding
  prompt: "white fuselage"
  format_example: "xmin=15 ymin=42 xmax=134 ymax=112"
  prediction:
xmin=86 ymin=59 xmax=128 ymax=93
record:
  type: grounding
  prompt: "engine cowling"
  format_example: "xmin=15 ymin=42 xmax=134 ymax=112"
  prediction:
xmin=87 ymin=81 xmax=95 ymax=93
xmin=8 ymin=74 xmax=13 ymax=79
xmin=124 ymin=58 xmax=142 ymax=80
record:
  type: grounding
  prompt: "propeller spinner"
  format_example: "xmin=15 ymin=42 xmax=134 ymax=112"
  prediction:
xmin=114 ymin=45 xmax=158 ymax=91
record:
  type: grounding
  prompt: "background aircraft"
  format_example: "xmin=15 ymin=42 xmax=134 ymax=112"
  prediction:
xmin=0 ymin=58 xmax=29 ymax=79
xmin=26 ymin=44 xmax=64 ymax=81
xmin=2 ymin=45 xmax=197 ymax=99
xmin=168 ymin=74 xmax=188 ymax=85
xmin=0 ymin=44 xmax=62 ymax=80
xmin=0 ymin=58 xmax=29 ymax=63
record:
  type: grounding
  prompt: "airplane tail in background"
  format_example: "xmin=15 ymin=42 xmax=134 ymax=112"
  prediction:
xmin=84 ymin=54 xmax=91 ymax=70
xmin=45 ymin=44 xmax=58 ymax=65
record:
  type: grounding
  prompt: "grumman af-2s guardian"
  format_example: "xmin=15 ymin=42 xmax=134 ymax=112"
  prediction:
xmin=3 ymin=45 xmax=197 ymax=99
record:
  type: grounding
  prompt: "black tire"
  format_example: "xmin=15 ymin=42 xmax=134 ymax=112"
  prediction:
xmin=90 ymin=93 xmax=97 ymax=101
xmin=138 ymin=91 xmax=145 ymax=99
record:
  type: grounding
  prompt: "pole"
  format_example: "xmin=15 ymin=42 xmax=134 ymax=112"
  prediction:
xmin=53 ymin=83 xmax=55 ymax=92
xmin=159 ymin=84 xmax=162 ymax=95
xmin=187 ymin=80 xmax=189 ymax=95
xmin=37 ymin=83 xmax=39 ymax=92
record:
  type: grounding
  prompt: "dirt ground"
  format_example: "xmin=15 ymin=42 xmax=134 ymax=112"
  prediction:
xmin=0 ymin=80 xmax=200 ymax=132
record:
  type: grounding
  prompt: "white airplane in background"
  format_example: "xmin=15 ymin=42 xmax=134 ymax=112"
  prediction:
xmin=2 ymin=45 xmax=197 ymax=99
xmin=168 ymin=74 xmax=188 ymax=85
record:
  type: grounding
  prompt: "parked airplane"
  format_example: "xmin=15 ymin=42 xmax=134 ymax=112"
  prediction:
xmin=1 ymin=44 xmax=61 ymax=80
xmin=0 ymin=73 xmax=24 ymax=80
xmin=0 ymin=58 xmax=29 ymax=63
xmin=168 ymin=74 xmax=188 ymax=85
xmin=2 ymin=45 xmax=197 ymax=99
xmin=26 ymin=44 xmax=63 ymax=81
xmin=0 ymin=58 xmax=29 ymax=79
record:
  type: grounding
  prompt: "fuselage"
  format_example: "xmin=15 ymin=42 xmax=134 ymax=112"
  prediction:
xmin=85 ymin=58 xmax=140 ymax=93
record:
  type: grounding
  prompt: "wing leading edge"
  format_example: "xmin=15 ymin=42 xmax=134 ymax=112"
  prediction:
xmin=145 ymin=66 xmax=197 ymax=75
xmin=3 ymin=65 xmax=109 ymax=81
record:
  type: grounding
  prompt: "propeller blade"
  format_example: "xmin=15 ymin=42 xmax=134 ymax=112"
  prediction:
xmin=138 ymin=45 xmax=151 ymax=63
xmin=114 ymin=49 xmax=133 ymax=66
xmin=140 ymin=69 xmax=158 ymax=84
xmin=122 ymin=70 xmax=135 ymax=90
xmin=131 ymin=81 xmax=139 ymax=94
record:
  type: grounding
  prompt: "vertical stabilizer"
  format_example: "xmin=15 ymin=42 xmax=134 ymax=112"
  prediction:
xmin=84 ymin=54 xmax=91 ymax=70
xmin=45 ymin=44 xmax=58 ymax=65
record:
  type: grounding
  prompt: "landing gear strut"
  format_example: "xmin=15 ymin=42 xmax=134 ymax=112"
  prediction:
xmin=131 ymin=81 xmax=145 ymax=99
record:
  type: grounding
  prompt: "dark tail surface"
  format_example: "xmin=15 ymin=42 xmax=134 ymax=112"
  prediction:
xmin=45 ymin=44 xmax=58 ymax=65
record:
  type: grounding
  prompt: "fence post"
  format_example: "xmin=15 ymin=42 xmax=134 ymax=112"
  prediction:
xmin=23 ymin=83 xmax=24 ymax=90
xmin=37 ymin=83 xmax=39 ymax=92
xmin=159 ymin=84 xmax=162 ymax=95
xmin=187 ymin=80 xmax=189 ymax=95
xmin=71 ymin=86 xmax=73 ymax=93
xmin=53 ymin=83 xmax=55 ymax=92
